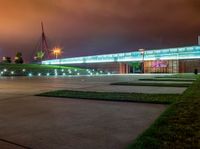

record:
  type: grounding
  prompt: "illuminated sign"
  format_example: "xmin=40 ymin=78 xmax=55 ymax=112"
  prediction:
xmin=152 ymin=60 xmax=168 ymax=68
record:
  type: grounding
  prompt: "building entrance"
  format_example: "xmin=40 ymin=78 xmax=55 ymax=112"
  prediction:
xmin=144 ymin=60 xmax=179 ymax=73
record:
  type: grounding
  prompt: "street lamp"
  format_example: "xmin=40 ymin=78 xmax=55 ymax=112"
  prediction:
xmin=52 ymin=47 xmax=63 ymax=59
xmin=139 ymin=49 xmax=145 ymax=73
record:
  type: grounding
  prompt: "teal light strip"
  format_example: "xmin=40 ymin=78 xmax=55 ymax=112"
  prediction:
xmin=42 ymin=46 xmax=200 ymax=65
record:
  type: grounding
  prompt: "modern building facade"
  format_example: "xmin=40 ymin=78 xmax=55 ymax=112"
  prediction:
xmin=42 ymin=45 xmax=200 ymax=74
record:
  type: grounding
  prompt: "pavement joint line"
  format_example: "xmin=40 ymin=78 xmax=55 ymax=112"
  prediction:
xmin=0 ymin=138 xmax=32 ymax=149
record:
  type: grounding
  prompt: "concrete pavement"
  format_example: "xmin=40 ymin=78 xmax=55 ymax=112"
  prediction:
xmin=0 ymin=76 xmax=168 ymax=149
xmin=0 ymin=76 xmax=186 ymax=94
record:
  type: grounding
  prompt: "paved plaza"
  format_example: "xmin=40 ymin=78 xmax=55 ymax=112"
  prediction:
xmin=0 ymin=75 xmax=181 ymax=149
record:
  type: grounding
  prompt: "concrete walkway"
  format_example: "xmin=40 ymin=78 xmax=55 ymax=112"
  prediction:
xmin=0 ymin=76 xmax=186 ymax=94
xmin=0 ymin=76 xmax=167 ymax=149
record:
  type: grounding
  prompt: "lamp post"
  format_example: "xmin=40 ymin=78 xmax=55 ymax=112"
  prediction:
xmin=139 ymin=49 xmax=145 ymax=73
xmin=52 ymin=47 xmax=62 ymax=59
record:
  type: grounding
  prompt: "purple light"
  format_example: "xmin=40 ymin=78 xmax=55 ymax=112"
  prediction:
xmin=152 ymin=60 xmax=168 ymax=68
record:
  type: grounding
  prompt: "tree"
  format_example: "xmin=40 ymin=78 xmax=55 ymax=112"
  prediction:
xmin=2 ymin=57 xmax=12 ymax=63
xmin=34 ymin=51 xmax=45 ymax=61
xmin=14 ymin=52 xmax=24 ymax=64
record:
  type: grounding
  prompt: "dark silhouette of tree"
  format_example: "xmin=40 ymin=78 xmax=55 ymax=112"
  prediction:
xmin=14 ymin=52 xmax=24 ymax=64
xmin=2 ymin=57 xmax=12 ymax=63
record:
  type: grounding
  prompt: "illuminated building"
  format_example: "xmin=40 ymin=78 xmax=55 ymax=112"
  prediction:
xmin=42 ymin=45 xmax=200 ymax=73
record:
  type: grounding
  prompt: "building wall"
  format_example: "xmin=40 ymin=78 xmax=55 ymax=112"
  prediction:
xmin=65 ymin=59 xmax=200 ymax=74
xmin=119 ymin=63 xmax=130 ymax=74
xmin=142 ymin=59 xmax=200 ymax=73
xmin=67 ymin=62 xmax=121 ymax=73
xmin=66 ymin=62 xmax=132 ymax=74
xmin=179 ymin=60 xmax=200 ymax=73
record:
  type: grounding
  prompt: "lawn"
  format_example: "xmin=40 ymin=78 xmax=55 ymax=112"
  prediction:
xmin=127 ymin=77 xmax=200 ymax=149
xmin=38 ymin=90 xmax=180 ymax=104
xmin=111 ymin=82 xmax=191 ymax=87
xmin=0 ymin=64 xmax=93 ymax=76
xmin=139 ymin=78 xmax=195 ymax=82
xmin=156 ymin=74 xmax=198 ymax=79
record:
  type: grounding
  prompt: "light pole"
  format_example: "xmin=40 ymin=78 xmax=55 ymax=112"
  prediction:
xmin=139 ymin=49 xmax=145 ymax=73
xmin=52 ymin=47 xmax=62 ymax=59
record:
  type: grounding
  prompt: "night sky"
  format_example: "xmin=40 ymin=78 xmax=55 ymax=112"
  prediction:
xmin=0 ymin=0 xmax=200 ymax=61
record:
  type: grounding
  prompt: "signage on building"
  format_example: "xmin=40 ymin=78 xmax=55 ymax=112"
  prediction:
xmin=152 ymin=60 xmax=168 ymax=68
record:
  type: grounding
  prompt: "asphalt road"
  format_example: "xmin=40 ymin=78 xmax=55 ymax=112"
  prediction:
xmin=0 ymin=76 xmax=167 ymax=149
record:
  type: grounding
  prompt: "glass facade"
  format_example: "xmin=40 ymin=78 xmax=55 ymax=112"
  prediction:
xmin=144 ymin=60 xmax=179 ymax=73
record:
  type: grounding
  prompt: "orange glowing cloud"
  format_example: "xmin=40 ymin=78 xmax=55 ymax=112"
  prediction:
xmin=0 ymin=0 xmax=200 ymax=61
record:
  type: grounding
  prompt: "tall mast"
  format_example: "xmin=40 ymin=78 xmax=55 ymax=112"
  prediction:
xmin=41 ymin=22 xmax=44 ymax=33
xmin=41 ymin=22 xmax=49 ymax=59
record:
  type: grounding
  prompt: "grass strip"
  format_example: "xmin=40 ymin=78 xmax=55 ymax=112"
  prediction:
xmin=0 ymin=64 xmax=87 ymax=76
xmin=155 ymin=74 xmax=198 ymax=79
xmin=0 ymin=63 xmax=79 ymax=70
xmin=139 ymin=78 xmax=195 ymax=82
xmin=174 ymin=74 xmax=199 ymax=79
xmin=37 ymin=90 xmax=180 ymax=104
xmin=155 ymin=77 xmax=197 ymax=80
xmin=127 ymin=77 xmax=200 ymax=149
xmin=111 ymin=82 xmax=191 ymax=87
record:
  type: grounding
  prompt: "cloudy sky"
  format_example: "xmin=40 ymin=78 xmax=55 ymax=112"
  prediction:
xmin=0 ymin=0 xmax=200 ymax=61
